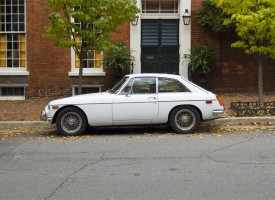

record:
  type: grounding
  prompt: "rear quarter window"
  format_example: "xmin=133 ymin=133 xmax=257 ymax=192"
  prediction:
xmin=158 ymin=77 xmax=190 ymax=93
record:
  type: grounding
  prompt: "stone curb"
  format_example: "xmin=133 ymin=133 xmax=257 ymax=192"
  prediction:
xmin=0 ymin=121 xmax=49 ymax=129
xmin=0 ymin=117 xmax=274 ymax=129
xmin=202 ymin=116 xmax=275 ymax=125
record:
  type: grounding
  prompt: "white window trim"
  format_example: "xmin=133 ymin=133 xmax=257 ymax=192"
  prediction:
xmin=141 ymin=13 xmax=180 ymax=19
xmin=0 ymin=68 xmax=29 ymax=76
xmin=69 ymin=48 xmax=106 ymax=77
xmin=0 ymin=0 xmax=28 ymax=74
xmin=0 ymin=96 xmax=25 ymax=100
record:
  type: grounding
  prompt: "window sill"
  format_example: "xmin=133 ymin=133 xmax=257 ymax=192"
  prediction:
xmin=0 ymin=96 xmax=25 ymax=100
xmin=68 ymin=69 xmax=106 ymax=77
xmin=0 ymin=69 xmax=29 ymax=76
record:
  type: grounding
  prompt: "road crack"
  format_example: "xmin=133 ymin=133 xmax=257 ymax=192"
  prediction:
xmin=201 ymin=136 xmax=275 ymax=165
xmin=43 ymin=157 xmax=104 ymax=200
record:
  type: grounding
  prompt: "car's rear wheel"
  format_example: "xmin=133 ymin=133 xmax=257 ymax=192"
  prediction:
xmin=169 ymin=106 xmax=200 ymax=134
xmin=56 ymin=107 xmax=87 ymax=136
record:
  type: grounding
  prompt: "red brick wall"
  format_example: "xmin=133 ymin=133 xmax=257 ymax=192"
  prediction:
xmin=110 ymin=22 xmax=131 ymax=49
xmin=26 ymin=0 xmax=275 ymax=97
xmin=192 ymin=0 xmax=275 ymax=92
xmin=106 ymin=22 xmax=131 ymax=89
xmin=25 ymin=1 xmax=130 ymax=97
xmin=26 ymin=0 xmax=71 ymax=97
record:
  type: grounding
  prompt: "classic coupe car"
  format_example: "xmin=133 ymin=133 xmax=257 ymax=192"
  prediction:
xmin=41 ymin=74 xmax=224 ymax=136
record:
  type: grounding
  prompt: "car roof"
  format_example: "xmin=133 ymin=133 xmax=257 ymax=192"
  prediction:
xmin=126 ymin=73 xmax=183 ymax=79
xmin=125 ymin=73 xmax=210 ymax=93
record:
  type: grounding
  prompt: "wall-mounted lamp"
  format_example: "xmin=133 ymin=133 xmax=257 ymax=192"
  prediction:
xmin=182 ymin=9 xmax=191 ymax=25
xmin=131 ymin=14 xmax=139 ymax=26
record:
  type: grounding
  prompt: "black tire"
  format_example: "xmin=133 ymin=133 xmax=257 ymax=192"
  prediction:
xmin=169 ymin=106 xmax=200 ymax=134
xmin=56 ymin=107 xmax=88 ymax=136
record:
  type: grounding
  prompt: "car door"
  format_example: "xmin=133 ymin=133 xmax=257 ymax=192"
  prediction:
xmin=112 ymin=77 xmax=158 ymax=125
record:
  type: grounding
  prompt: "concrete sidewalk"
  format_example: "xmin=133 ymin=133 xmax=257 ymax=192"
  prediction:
xmin=0 ymin=117 xmax=274 ymax=129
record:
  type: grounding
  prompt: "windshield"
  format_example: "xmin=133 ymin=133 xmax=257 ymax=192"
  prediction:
xmin=107 ymin=76 xmax=129 ymax=94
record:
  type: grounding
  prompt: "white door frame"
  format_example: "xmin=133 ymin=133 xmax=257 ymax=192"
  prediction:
xmin=130 ymin=0 xmax=191 ymax=78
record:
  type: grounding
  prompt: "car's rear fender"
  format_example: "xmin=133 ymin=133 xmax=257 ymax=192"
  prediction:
xmin=168 ymin=105 xmax=203 ymax=123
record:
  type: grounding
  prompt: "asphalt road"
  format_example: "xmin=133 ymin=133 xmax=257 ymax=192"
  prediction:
xmin=0 ymin=126 xmax=275 ymax=200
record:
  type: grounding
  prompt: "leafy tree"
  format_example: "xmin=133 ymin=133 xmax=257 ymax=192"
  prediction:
xmin=196 ymin=0 xmax=232 ymax=33
xmin=44 ymin=0 xmax=139 ymax=94
xmin=212 ymin=0 xmax=275 ymax=107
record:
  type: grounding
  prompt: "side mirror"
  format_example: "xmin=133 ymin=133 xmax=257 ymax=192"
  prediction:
xmin=126 ymin=89 xmax=133 ymax=97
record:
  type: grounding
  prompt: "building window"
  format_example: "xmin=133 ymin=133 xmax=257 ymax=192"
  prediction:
xmin=73 ymin=86 xmax=101 ymax=95
xmin=0 ymin=0 xmax=26 ymax=68
xmin=142 ymin=0 xmax=178 ymax=13
xmin=69 ymin=11 xmax=105 ymax=76
xmin=0 ymin=86 xmax=24 ymax=96
xmin=75 ymin=50 xmax=102 ymax=69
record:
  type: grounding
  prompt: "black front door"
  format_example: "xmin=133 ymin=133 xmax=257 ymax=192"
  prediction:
xmin=141 ymin=19 xmax=179 ymax=74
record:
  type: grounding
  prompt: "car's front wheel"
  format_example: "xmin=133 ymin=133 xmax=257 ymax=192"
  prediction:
xmin=56 ymin=107 xmax=88 ymax=136
xmin=169 ymin=106 xmax=200 ymax=134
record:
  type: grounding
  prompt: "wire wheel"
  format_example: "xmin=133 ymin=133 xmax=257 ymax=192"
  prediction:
xmin=175 ymin=109 xmax=196 ymax=131
xmin=61 ymin=112 xmax=82 ymax=134
xmin=56 ymin=107 xmax=87 ymax=136
xmin=169 ymin=106 xmax=200 ymax=134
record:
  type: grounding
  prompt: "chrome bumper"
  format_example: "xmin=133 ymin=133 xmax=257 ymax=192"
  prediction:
xmin=40 ymin=110 xmax=47 ymax=122
xmin=40 ymin=110 xmax=52 ymax=122
xmin=212 ymin=109 xmax=225 ymax=115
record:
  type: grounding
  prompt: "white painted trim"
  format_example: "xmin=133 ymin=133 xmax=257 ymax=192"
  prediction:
xmin=68 ymin=69 xmax=106 ymax=77
xmin=130 ymin=0 xmax=142 ymax=74
xmin=0 ymin=96 xmax=25 ymax=100
xmin=130 ymin=0 xmax=191 ymax=78
xmin=141 ymin=13 xmax=180 ymax=19
xmin=179 ymin=0 xmax=191 ymax=78
xmin=0 ymin=69 xmax=29 ymax=76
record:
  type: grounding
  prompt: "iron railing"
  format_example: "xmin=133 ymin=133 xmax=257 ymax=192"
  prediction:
xmin=231 ymin=101 xmax=275 ymax=117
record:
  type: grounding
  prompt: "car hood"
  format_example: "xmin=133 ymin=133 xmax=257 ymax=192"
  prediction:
xmin=49 ymin=92 xmax=115 ymax=105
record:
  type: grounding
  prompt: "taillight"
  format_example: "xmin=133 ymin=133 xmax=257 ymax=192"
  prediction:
xmin=216 ymin=95 xmax=224 ymax=106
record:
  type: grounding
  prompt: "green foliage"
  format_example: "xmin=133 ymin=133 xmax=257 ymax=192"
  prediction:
xmin=103 ymin=42 xmax=134 ymax=72
xmin=212 ymin=0 xmax=275 ymax=59
xmin=185 ymin=45 xmax=216 ymax=74
xmin=44 ymin=0 xmax=139 ymax=94
xmin=212 ymin=0 xmax=275 ymax=106
xmin=45 ymin=0 xmax=140 ymax=54
xmin=196 ymin=0 xmax=232 ymax=33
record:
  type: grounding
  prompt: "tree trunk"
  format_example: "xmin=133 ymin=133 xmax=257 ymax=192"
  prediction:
xmin=257 ymin=58 xmax=264 ymax=108
xmin=77 ymin=50 xmax=84 ymax=95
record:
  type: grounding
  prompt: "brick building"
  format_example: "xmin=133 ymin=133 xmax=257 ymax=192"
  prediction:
xmin=0 ymin=0 xmax=274 ymax=100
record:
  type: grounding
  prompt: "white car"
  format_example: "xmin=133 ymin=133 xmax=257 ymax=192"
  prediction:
xmin=41 ymin=74 xmax=224 ymax=136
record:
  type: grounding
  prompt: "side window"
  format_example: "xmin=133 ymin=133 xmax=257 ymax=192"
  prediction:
xmin=158 ymin=78 xmax=190 ymax=93
xmin=132 ymin=77 xmax=156 ymax=94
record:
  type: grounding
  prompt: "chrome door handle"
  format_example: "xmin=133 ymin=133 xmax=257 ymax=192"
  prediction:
xmin=147 ymin=97 xmax=157 ymax=100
